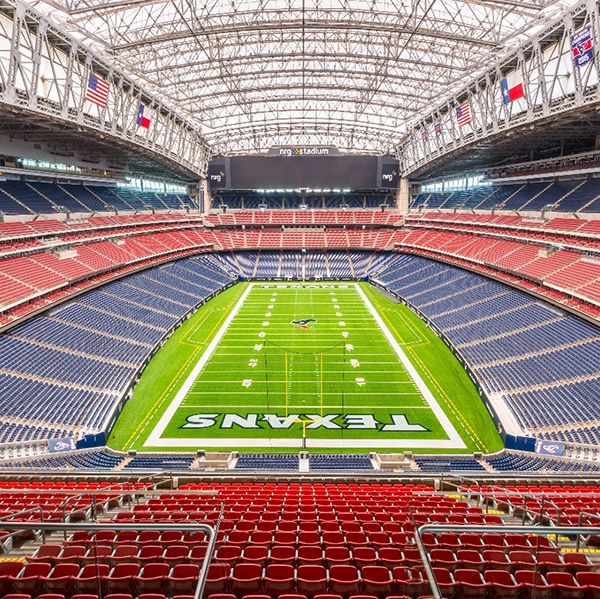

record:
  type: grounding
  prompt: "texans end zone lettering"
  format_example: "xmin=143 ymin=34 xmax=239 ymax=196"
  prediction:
xmin=181 ymin=412 xmax=429 ymax=432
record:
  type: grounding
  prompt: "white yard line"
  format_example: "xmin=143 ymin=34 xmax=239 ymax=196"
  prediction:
xmin=354 ymin=283 xmax=466 ymax=449
xmin=144 ymin=283 xmax=254 ymax=447
xmin=146 ymin=437 xmax=465 ymax=449
xmin=182 ymin=404 xmax=431 ymax=409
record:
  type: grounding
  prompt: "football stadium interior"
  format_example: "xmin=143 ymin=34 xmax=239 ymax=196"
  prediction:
xmin=3 ymin=0 xmax=600 ymax=597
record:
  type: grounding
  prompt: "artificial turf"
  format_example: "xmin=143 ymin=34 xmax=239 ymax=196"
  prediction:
xmin=108 ymin=281 xmax=503 ymax=454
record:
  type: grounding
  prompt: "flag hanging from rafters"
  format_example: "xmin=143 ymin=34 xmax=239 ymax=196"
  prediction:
xmin=434 ymin=121 xmax=442 ymax=136
xmin=136 ymin=104 xmax=152 ymax=129
xmin=572 ymin=26 xmax=594 ymax=68
xmin=86 ymin=73 xmax=109 ymax=108
xmin=456 ymin=101 xmax=472 ymax=127
xmin=421 ymin=128 xmax=428 ymax=143
xmin=501 ymin=78 xmax=524 ymax=104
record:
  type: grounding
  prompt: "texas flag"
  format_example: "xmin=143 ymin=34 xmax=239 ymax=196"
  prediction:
xmin=136 ymin=104 xmax=151 ymax=129
xmin=501 ymin=78 xmax=524 ymax=104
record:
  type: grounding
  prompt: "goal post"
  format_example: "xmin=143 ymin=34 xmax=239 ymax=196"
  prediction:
xmin=262 ymin=337 xmax=346 ymax=446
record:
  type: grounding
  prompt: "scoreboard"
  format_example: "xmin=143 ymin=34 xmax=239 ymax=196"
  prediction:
xmin=208 ymin=152 xmax=399 ymax=190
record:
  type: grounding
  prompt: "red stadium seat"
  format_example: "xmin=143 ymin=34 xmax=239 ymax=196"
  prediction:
xmin=135 ymin=563 xmax=171 ymax=595
xmin=27 ymin=545 xmax=62 ymax=564
xmin=243 ymin=546 xmax=269 ymax=567
xmin=136 ymin=545 xmax=164 ymax=565
xmin=329 ymin=565 xmax=361 ymax=598
xmin=105 ymin=563 xmax=141 ymax=595
xmin=453 ymin=568 xmax=489 ymax=599
xmin=456 ymin=550 xmax=485 ymax=573
xmin=508 ymin=550 xmax=536 ymax=572
xmin=297 ymin=565 xmax=328 ymax=596
xmin=204 ymin=564 xmax=230 ymax=595
xmin=230 ymin=563 xmax=263 ymax=596
xmin=108 ymin=545 xmax=138 ymax=567
xmin=537 ymin=551 xmax=568 ymax=574
xmin=353 ymin=547 xmax=379 ymax=569
xmin=216 ymin=545 xmax=242 ymax=566
xmin=430 ymin=548 xmax=458 ymax=571
xmin=432 ymin=566 xmax=457 ymax=597
xmin=11 ymin=562 xmax=52 ymax=596
xmin=42 ymin=563 xmax=80 ymax=595
xmin=263 ymin=564 xmax=295 ymax=595
xmin=160 ymin=545 xmax=189 ymax=565
xmin=576 ymin=571 xmax=600 ymax=598
xmin=546 ymin=572 xmax=582 ymax=599
xmin=360 ymin=566 xmax=394 ymax=597
xmin=298 ymin=546 xmax=323 ymax=566
xmin=55 ymin=546 xmax=87 ymax=564
xmin=269 ymin=545 xmax=296 ymax=566
xmin=392 ymin=567 xmax=430 ymax=597
xmin=0 ymin=562 xmax=25 ymax=596
xmin=75 ymin=564 xmax=110 ymax=595
xmin=514 ymin=570 xmax=552 ymax=599
xmin=483 ymin=550 xmax=511 ymax=572
xmin=483 ymin=569 xmax=522 ymax=599
xmin=168 ymin=564 xmax=200 ymax=596
xmin=564 ymin=553 xmax=597 ymax=574
xmin=325 ymin=547 xmax=352 ymax=567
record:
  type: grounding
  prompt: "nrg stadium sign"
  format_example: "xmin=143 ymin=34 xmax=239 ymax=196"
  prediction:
xmin=182 ymin=412 xmax=429 ymax=431
xmin=267 ymin=146 xmax=341 ymax=157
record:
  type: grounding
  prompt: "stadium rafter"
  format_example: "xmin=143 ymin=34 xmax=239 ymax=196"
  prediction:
xmin=27 ymin=0 xmax=578 ymax=155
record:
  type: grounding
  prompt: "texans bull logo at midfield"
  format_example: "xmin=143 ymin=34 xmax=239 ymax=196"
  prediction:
xmin=291 ymin=318 xmax=317 ymax=329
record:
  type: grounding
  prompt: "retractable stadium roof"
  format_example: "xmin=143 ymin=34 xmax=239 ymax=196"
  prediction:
xmin=28 ymin=0 xmax=579 ymax=156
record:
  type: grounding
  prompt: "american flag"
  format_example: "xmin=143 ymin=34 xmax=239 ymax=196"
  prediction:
xmin=456 ymin=101 xmax=472 ymax=127
xmin=86 ymin=73 xmax=109 ymax=107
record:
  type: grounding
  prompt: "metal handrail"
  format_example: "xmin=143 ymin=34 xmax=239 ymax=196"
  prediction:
xmin=413 ymin=488 xmax=562 ymax=529
xmin=576 ymin=511 xmax=600 ymax=551
xmin=415 ymin=524 xmax=600 ymax=599
xmin=60 ymin=478 xmax=142 ymax=525
xmin=0 ymin=520 xmax=217 ymax=599
xmin=0 ymin=506 xmax=45 ymax=547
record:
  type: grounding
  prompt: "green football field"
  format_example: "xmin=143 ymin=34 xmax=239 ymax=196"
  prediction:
xmin=108 ymin=282 xmax=503 ymax=453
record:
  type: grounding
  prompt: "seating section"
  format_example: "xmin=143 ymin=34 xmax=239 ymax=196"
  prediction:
xmin=0 ymin=256 xmax=235 ymax=444
xmin=6 ymin=449 xmax=126 ymax=470
xmin=392 ymin=215 xmax=600 ymax=314
xmin=411 ymin=178 xmax=600 ymax=213
xmin=212 ymin=191 xmax=395 ymax=211
xmin=1 ymin=481 xmax=595 ymax=599
xmin=213 ymin=250 xmax=393 ymax=279
xmin=0 ymin=181 xmax=197 ymax=214
xmin=205 ymin=209 xmax=401 ymax=227
xmin=236 ymin=454 xmax=300 ymax=470
xmin=375 ymin=254 xmax=600 ymax=448
xmin=308 ymin=455 xmax=373 ymax=470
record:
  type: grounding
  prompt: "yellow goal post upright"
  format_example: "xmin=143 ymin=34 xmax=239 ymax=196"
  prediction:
xmin=284 ymin=351 xmax=324 ymax=449
xmin=262 ymin=337 xmax=346 ymax=449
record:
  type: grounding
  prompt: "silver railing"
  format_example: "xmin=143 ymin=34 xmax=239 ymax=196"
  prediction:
xmin=416 ymin=524 xmax=600 ymax=599
xmin=0 ymin=519 xmax=220 ymax=599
